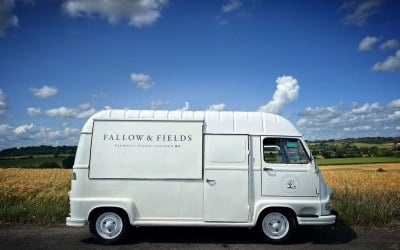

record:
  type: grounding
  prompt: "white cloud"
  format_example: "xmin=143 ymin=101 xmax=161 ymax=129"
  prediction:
xmin=379 ymin=39 xmax=399 ymax=51
xmin=340 ymin=0 xmax=383 ymax=27
xmin=222 ymin=0 xmax=243 ymax=13
xmin=27 ymin=107 xmax=41 ymax=117
xmin=177 ymin=101 xmax=189 ymax=111
xmin=63 ymin=0 xmax=169 ymax=28
xmin=297 ymin=99 xmax=400 ymax=140
xmin=358 ymin=36 xmax=379 ymax=51
xmin=76 ymin=108 xmax=96 ymax=118
xmin=258 ymin=75 xmax=300 ymax=114
xmin=0 ymin=0 xmax=19 ymax=37
xmin=0 ymin=88 xmax=7 ymax=115
xmin=30 ymin=85 xmax=58 ymax=98
xmin=150 ymin=100 xmax=169 ymax=110
xmin=207 ymin=103 xmax=226 ymax=111
xmin=389 ymin=98 xmax=400 ymax=108
xmin=351 ymin=102 xmax=380 ymax=114
xmin=344 ymin=125 xmax=372 ymax=132
xmin=372 ymin=50 xmax=400 ymax=72
xmin=0 ymin=123 xmax=80 ymax=150
xmin=79 ymin=103 xmax=91 ymax=110
xmin=45 ymin=106 xmax=96 ymax=119
xmin=13 ymin=123 xmax=34 ymax=135
xmin=130 ymin=72 xmax=154 ymax=89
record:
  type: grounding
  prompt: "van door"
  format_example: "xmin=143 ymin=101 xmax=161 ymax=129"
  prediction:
xmin=203 ymin=135 xmax=249 ymax=222
xmin=261 ymin=137 xmax=319 ymax=197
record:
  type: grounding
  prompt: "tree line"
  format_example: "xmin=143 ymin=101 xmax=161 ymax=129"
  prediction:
xmin=308 ymin=137 xmax=400 ymax=159
xmin=0 ymin=145 xmax=77 ymax=157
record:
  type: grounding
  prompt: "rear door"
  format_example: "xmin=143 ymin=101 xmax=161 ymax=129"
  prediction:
xmin=203 ymin=135 xmax=249 ymax=222
xmin=261 ymin=137 xmax=319 ymax=197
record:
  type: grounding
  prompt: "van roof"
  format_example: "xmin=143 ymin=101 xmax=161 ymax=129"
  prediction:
xmin=82 ymin=110 xmax=302 ymax=137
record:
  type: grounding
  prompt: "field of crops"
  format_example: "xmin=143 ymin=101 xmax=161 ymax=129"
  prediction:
xmin=0 ymin=164 xmax=399 ymax=226
xmin=0 ymin=169 xmax=71 ymax=224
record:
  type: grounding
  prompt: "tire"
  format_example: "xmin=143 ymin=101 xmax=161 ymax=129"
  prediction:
xmin=259 ymin=210 xmax=296 ymax=243
xmin=89 ymin=209 xmax=129 ymax=245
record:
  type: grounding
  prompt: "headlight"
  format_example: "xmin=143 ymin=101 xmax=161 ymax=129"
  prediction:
xmin=326 ymin=202 xmax=334 ymax=211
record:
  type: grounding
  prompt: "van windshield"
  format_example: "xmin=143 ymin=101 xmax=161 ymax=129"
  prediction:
xmin=263 ymin=138 xmax=310 ymax=164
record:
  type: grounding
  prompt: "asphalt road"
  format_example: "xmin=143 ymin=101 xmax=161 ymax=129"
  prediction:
xmin=0 ymin=223 xmax=399 ymax=249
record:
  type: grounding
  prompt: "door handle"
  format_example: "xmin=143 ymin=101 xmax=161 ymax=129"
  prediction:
xmin=206 ymin=179 xmax=216 ymax=185
xmin=263 ymin=167 xmax=273 ymax=171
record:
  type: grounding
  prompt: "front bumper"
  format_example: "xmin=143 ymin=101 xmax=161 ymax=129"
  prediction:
xmin=66 ymin=217 xmax=86 ymax=227
xmin=297 ymin=214 xmax=337 ymax=225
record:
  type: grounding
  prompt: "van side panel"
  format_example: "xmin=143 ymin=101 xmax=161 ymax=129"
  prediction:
xmin=74 ymin=169 xmax=204 ymax=222
xmin=89 ymin=120 xmax=203 ymax=179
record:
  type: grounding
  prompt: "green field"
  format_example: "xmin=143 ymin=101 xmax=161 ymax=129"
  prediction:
xmin=316 ymin=157 xmax=400 ymax=166
xmin=352 ymin=142 xmax=395 ymax=149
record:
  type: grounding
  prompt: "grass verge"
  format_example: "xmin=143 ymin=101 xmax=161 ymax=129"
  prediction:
xmin=322 ymin=164 xmax=400 ymax=226
xmin=0 ymin=169 xmax=71 ymax=225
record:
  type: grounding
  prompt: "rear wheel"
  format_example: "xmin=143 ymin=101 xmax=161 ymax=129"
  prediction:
xmin=89 ymin=209 xmax=129 ymax=245
xmin=259 ymin=210 xmax=296 ymax=243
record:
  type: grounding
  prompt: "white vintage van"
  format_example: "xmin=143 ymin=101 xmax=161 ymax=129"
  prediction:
xmin=66 ymin=110 xmax=336 ymax=244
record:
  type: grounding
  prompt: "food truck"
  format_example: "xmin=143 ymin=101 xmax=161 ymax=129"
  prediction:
xmin=66 ymin=110 xmax=336 ymax=244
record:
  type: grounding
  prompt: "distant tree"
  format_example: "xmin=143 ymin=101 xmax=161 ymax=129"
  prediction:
xmin=38 ymin=161 xmax=60 ymax=169
xmin=62 ymin=156 xmax=75 ymax=169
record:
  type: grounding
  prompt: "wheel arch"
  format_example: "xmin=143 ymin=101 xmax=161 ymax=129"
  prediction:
xmin=254 ymin=205 xmax=298 ymax=227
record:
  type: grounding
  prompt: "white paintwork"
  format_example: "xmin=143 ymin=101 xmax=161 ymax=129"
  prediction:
xmin=67 ymin=110 xmax=336 ymax=237
xmin=81 ymin=110 xmax=301 ymax=137
xmin=89 ymin=120 xmax=203 ymax=179
xmin=203 ymin=135 xmax=249 ymax=222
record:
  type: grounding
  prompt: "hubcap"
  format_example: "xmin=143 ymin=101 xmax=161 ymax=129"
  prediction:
xmin=262 ymin=212 xmax=289 ymax=240
xmin=95 ymin=212 xmax=123 ymax=240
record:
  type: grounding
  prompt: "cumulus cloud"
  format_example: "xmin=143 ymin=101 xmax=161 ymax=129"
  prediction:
xmin=130 ymin=72 xmax=154 ymax=90
xmin=372 ymin=50 xmax=400 ymax=72
xmin=150 ymin=100 xmax=169 ymax=110
xmin=207 ymin=103 xmax=226 ymax=111
xmin=45 ymin=106 xmax=96 ymax=118
xmin=27 ymin=107 xmax=41 ymax=117
xmin=0 ymin=123 xmax=80 ymax=149
xmin=0 ymin=89 xmax=7 ymax=115
xmin=358 ymin=36 xmax=379 ymax=51
xmin=340 ymin=0 xmax=383 ymax=27
xmin=0 ymin=0 xmax=18 ymax=37
xmin=389 ymin=98 xmax=400 ymax=108
xmin=177 ymin=101 xmax=189 ymax=111
xmin=297 ymin=99 xmax=400 ymax=140
xmin=13 ymin=123 xmax=34 ymax=135
xmin=222 ymin=0 xmax=243 ymax=13
xmin=379 ymin=39 xmax=400 ymax=51
xmin=258 ymin=76 xmax=300 ymax=114
xmin=63 ymin=0 xmax=169 ymax=28
xmin=30 ymin=85 xmax=58 ymax=98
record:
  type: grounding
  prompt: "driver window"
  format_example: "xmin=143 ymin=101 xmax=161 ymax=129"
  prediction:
xmin=263 ymin=138 xmax=310 ymax=164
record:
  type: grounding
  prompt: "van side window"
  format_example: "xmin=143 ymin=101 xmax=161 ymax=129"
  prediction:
xmin=263 ymin=138 xmax=310 ymax=164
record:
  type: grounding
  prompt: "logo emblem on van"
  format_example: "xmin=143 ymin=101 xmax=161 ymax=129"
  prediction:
xmin=281 ymin=174 xmax=300 ymax=193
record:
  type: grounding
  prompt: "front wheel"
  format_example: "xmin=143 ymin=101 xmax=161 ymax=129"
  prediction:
xmin=259 ymin=210 xmax=296 ymax=243
xmin=89 ymin=209 xmax=129 ymax=245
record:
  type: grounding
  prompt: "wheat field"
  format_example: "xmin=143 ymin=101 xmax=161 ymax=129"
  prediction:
xmin=322 ymin=163 xmax=400 ymax=226
xmin=0 ymin=169 xmax=71 ymax=224
xmin=0 ymin=165 xmax=399 ymax=225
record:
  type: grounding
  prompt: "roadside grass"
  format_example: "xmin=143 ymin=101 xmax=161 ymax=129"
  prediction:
xmin=321 ymin=164 xmax=400 ymax=226
xmin=0 ymin=169 xmax=71 ymax=225
xmin=0 ymin=164 xmax=399 ymax=226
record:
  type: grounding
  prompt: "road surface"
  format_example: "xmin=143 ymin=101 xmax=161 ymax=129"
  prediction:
xmin=0 ymin=223 xmax=399 ymax=249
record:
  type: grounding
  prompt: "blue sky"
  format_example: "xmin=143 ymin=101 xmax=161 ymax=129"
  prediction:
xmin=0 ymin=0 xmax=399 ymax=149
